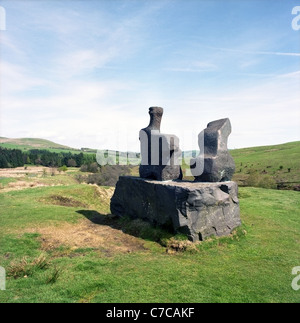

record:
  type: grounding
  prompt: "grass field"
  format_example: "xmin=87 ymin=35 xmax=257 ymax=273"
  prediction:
xmin=0 ymin=168 xmax=299 ymax=303
xmin=180 ymin=141 xmax=300 ymax=190
xmin=231 ymin=141 xmax=300 ymax=187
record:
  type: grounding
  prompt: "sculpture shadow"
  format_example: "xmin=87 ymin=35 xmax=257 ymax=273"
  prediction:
xmin=76 ymin=209 xmax=174 ymax=243
xmin=76 ymin=210 xmax=122 ymax=229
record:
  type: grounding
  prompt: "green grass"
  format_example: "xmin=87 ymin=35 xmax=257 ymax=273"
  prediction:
xmin=0 ymin=178 xmax=17 ymax=188
xmin=181 ymin=141 xmax=300 ymax=189
xmin=0 ymin=185 xmax=110 ymax=230
xmin=0 ymin=182 xmax=299 ymax=303
xmin=231 ymin=141 xmax=300 ymax=187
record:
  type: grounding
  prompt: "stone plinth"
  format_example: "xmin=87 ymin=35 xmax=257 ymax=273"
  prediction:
xmin=110 ymin=176 xmax=241 ymax=242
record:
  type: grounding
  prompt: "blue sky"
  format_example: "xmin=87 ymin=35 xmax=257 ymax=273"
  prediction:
xmin=0 ymin=0 xmax=299 ymax=151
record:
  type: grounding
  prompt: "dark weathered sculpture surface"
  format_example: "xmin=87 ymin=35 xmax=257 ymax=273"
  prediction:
xmin=139 ymin=107 xmax=182 ymax=181
xmin=110 ymin=109 xmax=241 ymax=242
xmin=111 ymin=177 xmax=241 ymax=242
xmin=191 ymin=118 xmax=235 ymax=182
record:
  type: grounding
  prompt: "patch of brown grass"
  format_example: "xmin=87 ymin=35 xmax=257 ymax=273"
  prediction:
xmin=0 ymin=166 xmax=47 ymax=178
xmin=46 ymin=195 xmax=88 ymax=208
xmin=91 ymin=185 xmax=114 ymax=209
xmin=165 ymin=238 xmax=199 ymax=254
xmin=0 ymin=181 xmax=48 ymax=193
xmin=27 ymin=219 xmax=147 ymax=256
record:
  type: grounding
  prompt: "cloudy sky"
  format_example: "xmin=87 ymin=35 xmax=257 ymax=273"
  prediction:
xmin=0 ymin=0 xmax=299 ymax=151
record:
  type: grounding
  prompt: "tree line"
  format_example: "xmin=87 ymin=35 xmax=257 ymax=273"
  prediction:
xmin=0 ymin=147 xmax=97 ymax=168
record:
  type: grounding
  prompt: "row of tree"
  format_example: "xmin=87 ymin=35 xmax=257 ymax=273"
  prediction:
xmin=0 ymin=148 xmax=24 ymax=168
xmin=0 ymin=147 xmax=97 ymax=168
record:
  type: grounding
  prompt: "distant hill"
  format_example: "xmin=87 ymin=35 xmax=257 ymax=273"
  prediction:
xmin=0 ymin=137 xmax=80 ymax=153
xmin=1 ymin=136 xmax=299 ymax=189
xmin=231 ymin=141 xmax=300 ymax=189
xmin=180 ymin=141 xmax=300 ymax=189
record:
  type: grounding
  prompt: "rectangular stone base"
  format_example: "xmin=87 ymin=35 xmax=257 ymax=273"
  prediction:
xmin=110 ymin=176 xmax=241 ymax=242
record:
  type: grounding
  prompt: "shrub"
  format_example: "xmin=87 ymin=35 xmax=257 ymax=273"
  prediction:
xmin=80 ymin=164 xmax=89 ymax=172
xmin=245 ymin=169 xmax=260 ymax=187
xmin=75 ymin=174 xmax=86 ymax=183
xmin=245 ymin=170 xmax=277 ymax=189
xmin=58 ymin=165 xmax=68 ymax=172
xmin=85 ymin=165 xmax=132 ymax=186
xmin=67 ymin=159 xmax=77 ymax=167
xmin=80 ymin=162 xmax=100 ymax=173
xmin=89 ymin=162 xmax=100 ymax=173
xmin=77 ymin=165 xmax=133 ymax=186
xmin=258 ymin=175 xmax=277 ymax=189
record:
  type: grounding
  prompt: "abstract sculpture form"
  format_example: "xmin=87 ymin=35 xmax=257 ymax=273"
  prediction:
xmin=191 ymin=118 xmax=235 ymax=182
xmin=139 ymin=107 xmax=182 ymax=181
xmin=110 ymin=109 xmax=241 ymax=242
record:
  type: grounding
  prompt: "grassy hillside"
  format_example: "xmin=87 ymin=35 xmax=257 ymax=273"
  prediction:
xmin=180 ymin=141 xmax=300 ymax=189
xmin=0 ymin=137 xmax=81 ymax=153
xmin=0 ymin=138 xmax=138 ymax=159
xmin=231 ymin=141 xmax=300 ymax=189
xmin=0 ymin=169 xmax=299 ymax=303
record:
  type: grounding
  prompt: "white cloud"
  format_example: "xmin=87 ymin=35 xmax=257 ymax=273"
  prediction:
xmin=1 ymin=1 xmax=299 ymax=151
xmin=0 ymin=61 xmax=49 ymax=94
xmin=257 ymin=51 xmax=300 ymax=57
xmin=160 ymin=71 xmax=300 ymax=150
xmin=165 ymin=58 xmax=218 ymax=73
xmin=0 ymin=34 xmax=24 ymax=56
xmin=1 ymin=64 xmax=299 ymax=151
xmin=53 ymin=48 xmax=120 ymax=79
xmin=209 ymin=46 xmax=300 ymax=57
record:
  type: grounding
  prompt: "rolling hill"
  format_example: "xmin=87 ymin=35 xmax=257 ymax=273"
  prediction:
xmin=181 ymin=141 xmax=300 ymax=189
xmin=1 ymin=137 xmax=299 ymax=189
xmin=0 ymin=137 xmax=81 ymax=153
xmin=231 ymin=141 xmax=300 ymax=189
